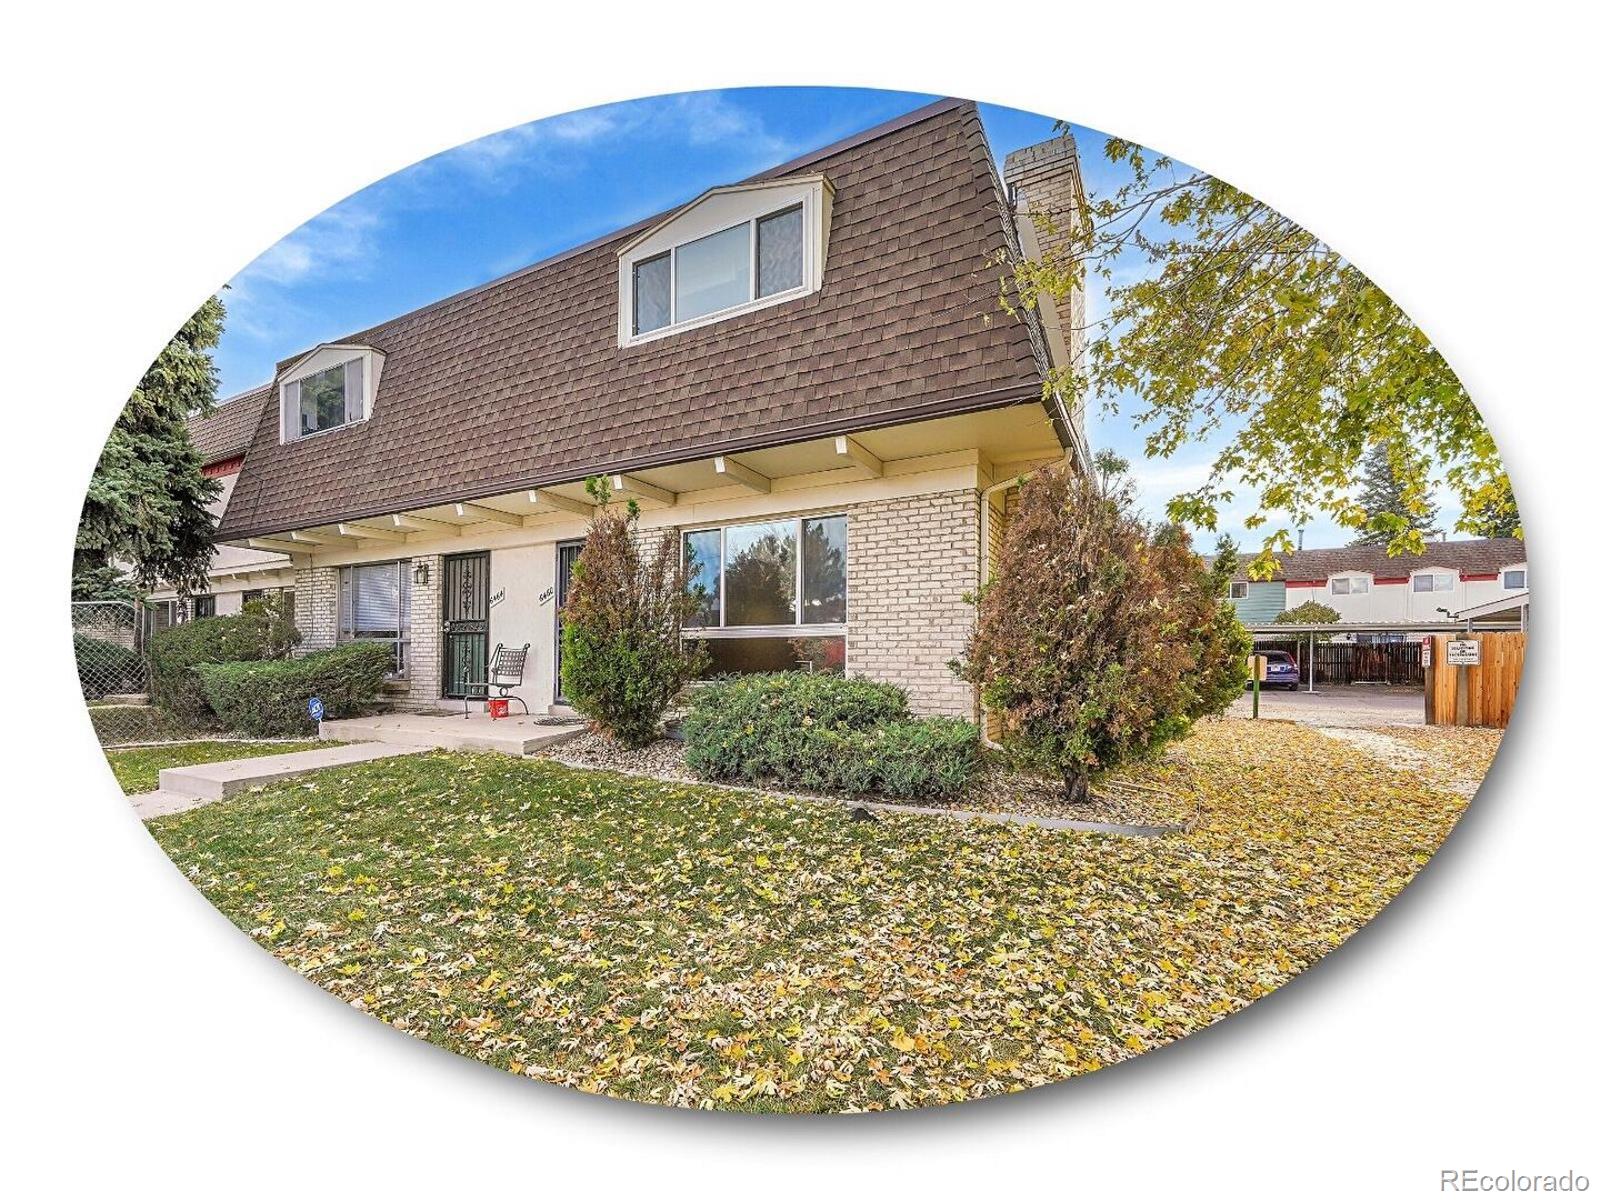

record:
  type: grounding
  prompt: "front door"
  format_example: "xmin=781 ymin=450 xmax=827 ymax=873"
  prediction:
xmin=554 ymin=540 xmax=584 ymax=703
xmin=442 ymin=551 xmax=490 ymax=699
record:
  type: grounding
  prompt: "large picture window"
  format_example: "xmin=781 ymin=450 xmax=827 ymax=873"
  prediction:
xmin=630 ymin=203 xmax=809 ymax=337
xmin=683 ymin=514 xmax=846 ymax=676
xmin=339 ymin=561 xmax=411 ymax=675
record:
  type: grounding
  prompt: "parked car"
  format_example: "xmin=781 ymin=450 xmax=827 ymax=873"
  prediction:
xmin=1253 ymin=649 xmax=1300 ymax=690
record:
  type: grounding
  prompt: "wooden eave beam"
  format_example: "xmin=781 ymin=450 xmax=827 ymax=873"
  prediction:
xmin=338 ymin=522 xmax=407 ymax=542
xmin=834 ymin=435 xmax=883 ymax=476
xmin=714 ymin=455 xmax=770 ymax=494
xmin=390 ymin=513 xmax=460 ymax=537
xmin=609 ymin=473 xmax=676 ymax=505
xmin=247 ymin=537 xmax=300 ymax=554
xmin=526 ymin=489 xmax=594 ymax=518
xmin=453 ymin=502 xmax=521 ymax=526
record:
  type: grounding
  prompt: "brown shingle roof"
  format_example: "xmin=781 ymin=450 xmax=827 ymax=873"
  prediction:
xmin=218 ymin=99 xmax=1046 ymax=539
xmin=189 ymin=385 xmax=270 ymax=465
xmin=1226 ymin=538 xmax=1528 ymax=582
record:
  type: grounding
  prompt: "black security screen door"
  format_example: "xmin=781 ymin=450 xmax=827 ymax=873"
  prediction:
xmin=442 ymin=552 xmax=490 ymax=699
xmin=554 ymin=540 xmax=584 ymax=703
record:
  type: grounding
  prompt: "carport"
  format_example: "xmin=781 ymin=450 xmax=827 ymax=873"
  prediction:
xmin=1244 ymin=618 xmax=1523 ymax=694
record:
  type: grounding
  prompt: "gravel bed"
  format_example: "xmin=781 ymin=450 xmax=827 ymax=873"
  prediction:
xmin=537 ymin=730 xmax=1197 ymax=828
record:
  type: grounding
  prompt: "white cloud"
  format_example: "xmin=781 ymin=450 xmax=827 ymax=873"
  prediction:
xmin=426 ymin=92 xmax=795 ymax=187
xmin=235 ymin=204 xmax=381 ymax=289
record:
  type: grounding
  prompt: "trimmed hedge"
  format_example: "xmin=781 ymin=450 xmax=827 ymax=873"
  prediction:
xmin=149 ymin=607 xmax=299 ymax=728
xmin=74 ymin=633 xmax=145 ymax=700
xmin=681 ymin=673 xmax=980 ymax=801
xmin=195 ymin=642 xmax=392 ymax=737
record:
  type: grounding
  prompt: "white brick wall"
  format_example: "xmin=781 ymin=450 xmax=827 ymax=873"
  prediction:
xmin=405 ymin=554 xmax=442 ymax=702
xmin=846 ymin=489 xmax=980 ymax=719
xmin=292 ymin=565 xmax=339 ymax=652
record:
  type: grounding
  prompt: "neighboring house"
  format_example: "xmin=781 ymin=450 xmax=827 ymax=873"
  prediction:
xmin=209 ymin=99 xmax=1090 ymax=718
xmin=1223 ymin=577 xmax=1287 ymax=625
xmin=1220 ymin=538 xmax=1528 ymax=631
xmin=144 ymin=387 xmax=296 ymax=629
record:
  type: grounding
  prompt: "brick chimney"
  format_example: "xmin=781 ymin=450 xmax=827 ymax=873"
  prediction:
xmin=1004 ymin=133 xmax=1088 ymax=449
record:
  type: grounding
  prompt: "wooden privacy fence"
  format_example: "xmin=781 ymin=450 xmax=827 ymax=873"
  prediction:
xmin=1253 ymin=637 xmax=1424 ymax=686
xmin=1424 ymin=632 xmax=1525 ymax=728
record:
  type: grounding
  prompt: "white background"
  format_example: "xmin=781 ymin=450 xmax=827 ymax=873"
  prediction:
xmin=1 ymin=3 xmax=1592 ymax=1194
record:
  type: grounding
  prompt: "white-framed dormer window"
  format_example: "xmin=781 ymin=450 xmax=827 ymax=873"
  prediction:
xmin=1412 ymin=572 xmax=1455 ymax=593
xmin=618 ymin=175 xmax=833 ymax=346
xmin=1229 ymin=581 xmax=1249 ymax=600
xmin=278 ymin=343 xmax=385 ymax=444
xmin=1330 ymin=575 xmax=1370 ymax=596
xmin=1502 ymin=566 xmax=1527 ymax=590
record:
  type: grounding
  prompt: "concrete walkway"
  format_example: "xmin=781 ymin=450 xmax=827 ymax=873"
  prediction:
xmin=131 ymin=741 xmax=432 ymax=819
xmin=320 ymin=711 xmax=586 ymax=757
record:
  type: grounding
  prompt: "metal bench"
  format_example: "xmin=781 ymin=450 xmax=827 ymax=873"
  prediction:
xmin=461 ymin=642 xmax=531 ymax=718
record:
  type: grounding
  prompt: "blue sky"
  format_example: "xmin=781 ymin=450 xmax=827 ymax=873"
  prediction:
xmin=217 ymin=86 xmax=1448 ymax=552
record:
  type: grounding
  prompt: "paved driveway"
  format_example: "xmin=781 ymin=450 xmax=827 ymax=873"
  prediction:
xmin=1227 ymin=683 xmax=1424 ymax=728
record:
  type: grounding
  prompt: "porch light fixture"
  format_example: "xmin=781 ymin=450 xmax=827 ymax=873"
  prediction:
xmin=413 ymin=561 xmax=430 ymax=586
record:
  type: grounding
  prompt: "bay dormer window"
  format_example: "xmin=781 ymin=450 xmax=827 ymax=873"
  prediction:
xmin=618 ymin=175 xmax=832 ymax=345
xmin=278 ymin=343 xmax=385 ymax=444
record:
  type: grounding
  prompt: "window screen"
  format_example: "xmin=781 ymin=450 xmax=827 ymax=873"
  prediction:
xmin=633 ymin=253 xmax=671 ymax=335
xmin=757 ymin=206 xmax=804 ymax=297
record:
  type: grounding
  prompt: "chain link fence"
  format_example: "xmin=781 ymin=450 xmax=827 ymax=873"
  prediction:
xmin=72 ymin=600 xmax=184 ymax=745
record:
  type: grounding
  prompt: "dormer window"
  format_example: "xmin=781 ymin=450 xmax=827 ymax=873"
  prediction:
xmin=619 ymin=175 xmax=832 ymax=345
xmin=295 ymin=360 xmax=362 ymax=436
xmin=278 ymin=344 xmax=384 ymax=444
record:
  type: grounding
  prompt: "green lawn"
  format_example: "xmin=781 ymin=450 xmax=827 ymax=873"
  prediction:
xmin=145 ymin=721 xmax=1474 ymax=1112
xmin=107 ymin=741 xmax=321 ymax=794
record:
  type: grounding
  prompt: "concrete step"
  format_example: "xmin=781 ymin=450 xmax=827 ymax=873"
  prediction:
xmin=157 ymin=742 xmax=427 ymax=801
xmin=319 ymin=712 xmax=586 ymax=757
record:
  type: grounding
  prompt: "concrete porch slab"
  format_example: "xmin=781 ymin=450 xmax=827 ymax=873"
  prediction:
xmin=157 ymin=741 xmax=428 ymax=802
xmin=318 ymin=711 xmax=587 ymax=758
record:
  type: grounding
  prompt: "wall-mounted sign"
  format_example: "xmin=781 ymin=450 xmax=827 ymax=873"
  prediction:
xmin=538 ymin=586 xmax=555 ymax=606
xmin=1446 ymin=639 xmax=1481 ymax=667
xmin=488 ymin=587 xmax=505 ymax=609
xmin=1421 ymin=639 xmax=1432 ymax=668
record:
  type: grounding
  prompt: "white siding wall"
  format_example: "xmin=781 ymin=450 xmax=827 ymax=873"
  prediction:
xmin=1293 ymin=564 xmax=1528 ymax=623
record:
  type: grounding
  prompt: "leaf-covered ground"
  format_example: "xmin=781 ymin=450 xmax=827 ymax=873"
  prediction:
xmin=146 ymin=718 xmax=1479 ymax=1111
xmin=107 ymin=740 xmax=322 ymax=795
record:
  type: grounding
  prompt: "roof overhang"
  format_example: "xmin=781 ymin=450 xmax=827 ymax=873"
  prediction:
xmin=214 ymin=399 xmax=1064 ymax=551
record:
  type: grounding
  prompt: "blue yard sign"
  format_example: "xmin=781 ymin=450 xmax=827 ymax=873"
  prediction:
xmin=308 ymin=696 xmax=325 ymax=721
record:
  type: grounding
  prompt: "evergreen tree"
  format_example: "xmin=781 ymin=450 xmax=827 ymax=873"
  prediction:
xmin=1468 ymin=487 xmax=1522 ymax=539
xmin=76 ymin=298 xmax=225 ymax=597
xmin=1348 ymin=440 xmax=1439 ymax=547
